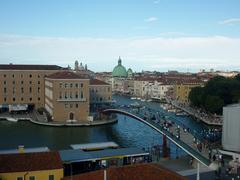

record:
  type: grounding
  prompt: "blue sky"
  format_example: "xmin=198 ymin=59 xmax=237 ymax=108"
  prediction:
xmin=0 ymin=0 xmax=240 ymax=72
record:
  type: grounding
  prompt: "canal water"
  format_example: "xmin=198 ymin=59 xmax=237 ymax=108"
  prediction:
xmin=0 ymin=95 xmax=212 ymax=158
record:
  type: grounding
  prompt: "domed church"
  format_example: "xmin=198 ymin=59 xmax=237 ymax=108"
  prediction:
xmin=111 ymin=57 xmax=133 ymax=93
xmin=112 ymin=57 xmax=128 ymax=78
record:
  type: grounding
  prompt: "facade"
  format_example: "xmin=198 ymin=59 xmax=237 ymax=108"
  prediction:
xmin=173 ymin=82 xmax=203 ymax=104
xmin=45 ymin=71 xmax=90 ymax=122
xmin=0 ymin=152 xmax=63 ymax=180
xmin=222 ymin=104 xmax=240 ymax=152
xmin=89 ymin=79 xmax=112 ymax=112
xmin=0 ymin=63 xmax=112 ymax=123
xmin=0 ymin=64 xmax=64 ymax=109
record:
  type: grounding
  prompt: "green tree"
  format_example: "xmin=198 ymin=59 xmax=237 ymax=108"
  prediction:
xmin=205 ymin=95 xmax=224 ymax=114
xmin=189 ymin=87 xmax=204 ymax=107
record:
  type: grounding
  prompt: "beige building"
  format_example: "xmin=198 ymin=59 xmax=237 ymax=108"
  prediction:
xmin=45 ymin=71 xmax=90 ymax=122
xmin=0 ymin=63 xmax=113 ymax=123
xmin=0 ymin=64 xmax=64 ymax=109
xmin=90 ymin=79 xmax=112 ymax=103
xmin=174 ymin=82 xmax=203 ymax=104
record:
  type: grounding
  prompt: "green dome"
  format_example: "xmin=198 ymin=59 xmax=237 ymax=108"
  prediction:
xmin=112 ymin=57 xmax=128 ymax=78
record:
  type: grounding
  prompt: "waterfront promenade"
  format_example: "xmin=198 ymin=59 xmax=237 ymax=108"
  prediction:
xmin=0 ymin=111 xmax=117 ymax=127
xmin=168 ymin=99 xmax=223 ymax=126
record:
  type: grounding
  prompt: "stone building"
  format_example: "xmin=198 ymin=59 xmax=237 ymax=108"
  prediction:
xmin=0 ymin=64 xmax=64 ymax=109
xmin=0 ymin=63 xmax=112 ymax=123
xmin=45 ymin=71 xmax=90 ymax=122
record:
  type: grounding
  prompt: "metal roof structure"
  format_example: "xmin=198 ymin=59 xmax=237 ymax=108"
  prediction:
xmin=59 ymin=148 xmax=149 ymax=163
xmin=70 ymin=142 xmax=119 ymax=150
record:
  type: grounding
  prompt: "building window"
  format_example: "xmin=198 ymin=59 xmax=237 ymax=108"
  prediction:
xmin=13 ymin=81 xmax=15 ymax=85
xmin=38 ymin=74 xmax=40 ymax=78
xmin=4 ymin=97 xmax=6 ymax=102
xmin=29 ymin=74 xmax=32 ymax=78
xmin=49 ymin=175 xmax=54 ymax=180
xmin=30 ymin=98 xmax=32 ymax=101
xmin=21 ymin=97 xmax=24 ymax=101
xmin=80 ymin=91 xmax=83 ymax=99
xmin=12 ymin=74 xmax=14 ymax=78
xmin=29 ymin=176 xmax=35 ymax=180
xmin=21 ymin=74 xmax=23 ymax=78
xmin=3 ymin=74 xmax=6 ymax=78
xmin=13 ymin=97 xmax=15 ymax=101
xmin=59 ymin=83 xmax=62 ymax=88
xmin=29 ymin=87 xmax=32 ymax=93
xmin=4 ymin=81 xmax=6 ymax=85
xmin=59 ymin=92 xmax=62 ymax=99
xmin=21 ymin=81 xmax=24 ymax=85
xmin=4 ymin=87 xmax=6 ymax=93
xmin=70 ymin=104 xmax=73 ymax=108
xmin=75 ymin=83 xmax=78 ymax=88
xmin=38 ymin=97 xmax=40 ymax=101
xmin=38 ymin=81 xmax=40 ymax=85
xmin=76 ymin=103 xmax=78 ymax=108
xmin=65 ymin=83 xmax=68 ymax=88
xmin=80 ymin=83 xmax=83 ymax=88
xmin=75 ymin=92 xmax=78 ymax=99
xmin=70 ymin=92 xmax=72 ymax=99
xmin=17 ymin=177 xmax=23 ymax=180
xmin=65 ymin=92 xmax=67 ymax=99
xmin=38 ymin=87 xmax=40 ymax=93
xmin=65 ymin=104 xmax=68 ymax=108
xmin=21 ymin=87 xmax=24 ymax=93
xmin=70 ymin=83 xmax=73 ymax=88
xmin=29 ymin=81 xmax=32 ymax=85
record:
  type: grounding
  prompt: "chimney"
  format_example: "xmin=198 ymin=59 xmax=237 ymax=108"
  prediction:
xmin=18 ymin=145 xmax=25 ymax=153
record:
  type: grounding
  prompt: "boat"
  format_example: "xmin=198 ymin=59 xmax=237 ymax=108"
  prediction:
xmin=130 ymin=102 xmax=142 ymax=108
xmin=130 ymin=97 xmax=137 ymax=100
xmin=176 ymin=112 xmax=188 ymax=116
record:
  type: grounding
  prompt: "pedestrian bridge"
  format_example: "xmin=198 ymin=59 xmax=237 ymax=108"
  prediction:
xmin=102 ymin=108 xmax=212 ymax=167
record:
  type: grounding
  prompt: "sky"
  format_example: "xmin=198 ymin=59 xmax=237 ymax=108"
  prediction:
xmin=0 ymin=0 xmax=240 ymax=72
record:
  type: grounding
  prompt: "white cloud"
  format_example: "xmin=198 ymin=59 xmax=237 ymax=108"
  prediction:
xmin=219 ymin=18 xmax=240 ymax=25
xmin=153 ymin=0 xmax=160 ymax=4
xmin=144 ymin=17 xmax=158 ymax=22
xmin=0 ymin=34 xmax=240 ymax=72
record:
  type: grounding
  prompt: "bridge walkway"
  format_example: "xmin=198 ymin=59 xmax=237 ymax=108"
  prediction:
xmin=103 ymin=108 xmax=212 ymax=167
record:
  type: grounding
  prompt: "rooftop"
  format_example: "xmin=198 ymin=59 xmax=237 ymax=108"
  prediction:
xmin=46 ymin=71 xmax=89 ymax=79
xmin=90 ymin=79 xmax=110 ymax=85
xmin=0 ymin=151 xmax=63 ymax=173
xmin=70 ymin=142 xmax=119 ymax=150
xmin=63 ymin=163 xmax=186 ymax=180
xmin=0 ymin=64 xmax=64 ymax=70
xmin=0 ymin=147 xmax=49 ymax=155
xmin=59 ymin=147 xmax=149 ymax=163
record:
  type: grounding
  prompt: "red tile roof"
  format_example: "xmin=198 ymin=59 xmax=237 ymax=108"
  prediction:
xmin=0 ymin=64 xmax=64 ymax=70
xmin=46 ymin=71 xmax=89 ymax=79
xmin=63 ymin=163 xmax=186 ymax=180
xmin=90 ymin=79 xmax=110 ymax=85
xmin=0 ymin=152 xmax=63 ymax=173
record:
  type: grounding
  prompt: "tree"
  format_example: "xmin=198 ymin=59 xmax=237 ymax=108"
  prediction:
xmin=205 ymin=95 xmax=224 ymax=114
xmin=189 ymin=87 xmax=204 ymax=107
